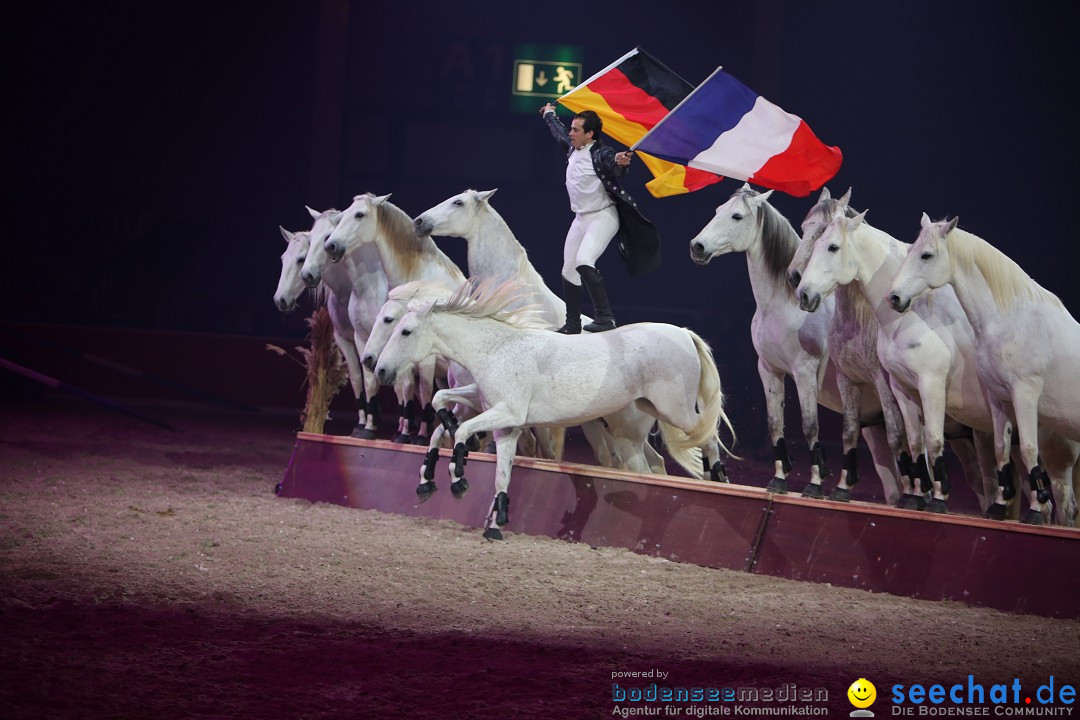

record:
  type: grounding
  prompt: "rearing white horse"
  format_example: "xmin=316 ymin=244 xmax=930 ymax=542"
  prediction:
xmin=374 ymin=278 xmax=736 ymax=539
xmin=412 ymin=188 xmax=675 ymax=477
xmin=888 ymin=215 xmax=1080 ymax=525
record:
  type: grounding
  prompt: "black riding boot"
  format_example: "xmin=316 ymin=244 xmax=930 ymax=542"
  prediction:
xmin=578 ymin=265 xmax=616 ymax=332
xmin=555 ymin=277 xmax=582 ymax=334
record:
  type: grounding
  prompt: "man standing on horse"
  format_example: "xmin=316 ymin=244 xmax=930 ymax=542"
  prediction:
xmin=540 ymin=103 xmax=661 ymax=334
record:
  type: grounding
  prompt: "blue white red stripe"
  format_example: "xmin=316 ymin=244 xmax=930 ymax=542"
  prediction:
xmin=633 ymin=67 xmax=842 ymax=197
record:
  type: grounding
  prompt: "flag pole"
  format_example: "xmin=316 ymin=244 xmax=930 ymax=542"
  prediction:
xmin=630 ymin=65 xmax=724 ymax=151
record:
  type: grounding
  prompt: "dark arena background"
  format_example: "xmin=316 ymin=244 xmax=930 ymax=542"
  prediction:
xmin=3 ymin=2 xmax=1079 ymax=719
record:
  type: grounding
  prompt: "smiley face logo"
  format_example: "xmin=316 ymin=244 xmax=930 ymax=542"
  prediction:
xmin=848 ymin=678 xmax=877 ymax=709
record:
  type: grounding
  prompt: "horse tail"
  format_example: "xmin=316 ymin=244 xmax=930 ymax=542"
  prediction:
xmin=657 ymin=330 xmax=738 ymax=478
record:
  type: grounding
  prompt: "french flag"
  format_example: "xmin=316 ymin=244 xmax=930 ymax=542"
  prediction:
xmin=632 ymin=67 xmax=842 ymax=197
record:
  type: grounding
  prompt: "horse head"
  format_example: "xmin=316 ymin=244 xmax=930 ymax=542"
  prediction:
xmin=274 ymin=227 xmax=310 ymax=312
xmin=796 ymin=208 xmax=867 ymax=313
xmin=373 ymin=300 xmax=437 ymax=386
xmin=689 ymin=183 xmax=774 ymax=265
xmin=325 ymin=193 xmax=391 ymax=262
xmin=414 ymin=188 xmax=498 ymax=239
xmin=888 ymin=213 xmax=959 ymax=313
xmin=362 ymin=281 xmax=456 ymax=371
xmin=788 ymin=186 xmax=852 ymax=290
xmin=299 ymin=207 xmax=341 ymax=288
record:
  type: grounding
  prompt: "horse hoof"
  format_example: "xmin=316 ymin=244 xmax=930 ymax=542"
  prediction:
xmin=392 ymin=433 xmax=412 ymax=444
xmin=766 ymin=477 xmax=788 ymax=494
xmin=801 ymin=483 xmax=825 ymax=500
xmin=484 ymin=441 xmax=497 ymax=454
xmin=274 ymin=482 xmax=283 ymax=496
xmin=482 ymin=527 xmax=504 ymax=541
xmin=412 ymin=435 xmax=429 ymax=446
xmin=709 ymin=462 xmax=728 ymax=483
xmin=896 ymin=494 xmax=922 ymax=510
xmin=351 ymin=427 xmax=377 ymax=440
xmin=465 ymin=435 xmax=482 ymax=452
xmin=984 ymin=503 xmax=1008 ymax=521
xmin=1021 ymin=509 xmax=1045 ymax=526
xmin=416 ymin=482 xmax=437 ymax=500
xmin=828 ymin=487 xmax=852 ymax=503
xmin=927 ymin=498 xmax=948 ymax=514
xmin=450 ymin=478 xmax=469 ymax=498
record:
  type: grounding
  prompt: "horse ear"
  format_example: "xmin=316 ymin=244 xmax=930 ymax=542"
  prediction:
xmin=921 ymin=212 xmax=932 ymax=229
xmin=849 ymin=209 xmax=868 ymax=229
xmin=372 ymin=193 xmax=392 ymax=205
xmin=945 ymin=217 xmax=959 ymax=235
xmin=838 ymin=187 xmax=853 ymax=206
xmin=817 ymin=187 xmax=831 ymax=202
xmin=757 ymin=189 xmax=774 ymax=202
xmin=305 ymin=205 xmax=320 ymax=219
xmin=477 ymin=189 xmax=498 ymax=203
xmin=279 ymin=226 xmax=295 ymax=242
xmin=741 ymin=182 xmax=753 ymax=191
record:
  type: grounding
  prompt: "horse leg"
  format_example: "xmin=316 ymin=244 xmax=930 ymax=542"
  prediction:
xmin=700 ymin=435 xmax=729 ymax=483
xmin=334 ymin=329 xmax=368 ymax=437
xmin=916 ymin=377 xmax=950 ymax=514
xmin=758 ymin=361 xmax=791 ymax=494
xmin=828 ymin=372 xmax=864 ymax=502
xmin=861 ymin=424 xmax=901 ymax=507
xmin=792 ymin=363 xmax=826 ymax=499
xmin=391 ymin=375 xmax=415 ymax=444
xmin=483 ymin=427 xmax=523 ymax=540
xmin=891 ymin=381 xmax=928 ymax=510
xmin=581 ymin=419 xmax=616 ymax=468
xmin=1011 ymin=381 xmax=1052 ymax=525
xmin=1037 ymin=430 xmax=1079 ymax=527
xmin=413 ymin=356 xmax=438 ymax=446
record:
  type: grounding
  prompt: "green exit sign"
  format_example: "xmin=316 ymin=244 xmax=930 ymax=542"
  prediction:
xmin=512 ymin=59 xmax=582 ymax=97
xmin=510 ymin=43 xmax=583 ymax=112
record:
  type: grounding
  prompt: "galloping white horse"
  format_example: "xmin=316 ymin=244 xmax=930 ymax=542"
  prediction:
xmin=374 ymin=278 xmax=736 ymax=539
xmin=297 ymin=207 xmax=390 ymax=439
xmin=324 ymin=194 xmax=466 ymax=444
xmin=412 ymin=188 xmax=671 ymax=476
xmin=795 ymin=207 xmax=1029 ymax=516
xmin=689 ymin=185 xmax=897 ymax=502
xmin=888 ymin=215 xmax=1080 ymax=525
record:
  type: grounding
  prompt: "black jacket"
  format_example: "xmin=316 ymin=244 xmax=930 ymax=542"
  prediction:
xmin=544 ymin=112 xmax=662 ymax=276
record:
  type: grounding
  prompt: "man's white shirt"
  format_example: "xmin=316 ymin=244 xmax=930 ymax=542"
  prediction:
xmin=565 ymin=141 xmax=614 ymax=215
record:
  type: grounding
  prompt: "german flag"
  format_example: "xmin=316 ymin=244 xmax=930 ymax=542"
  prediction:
xmin=558 ymin=48 xmax=722 ymax=198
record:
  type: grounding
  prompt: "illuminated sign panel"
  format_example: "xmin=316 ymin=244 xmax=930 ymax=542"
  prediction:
xmin=510 ymin=43 xmax=582 ymax=112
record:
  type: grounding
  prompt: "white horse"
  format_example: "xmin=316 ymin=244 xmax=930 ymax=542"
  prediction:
xmin=323 ymin=194 xmax=465 ymax=443
xmin=785 ymin=188 xmax=915 ymax=505
xmin=796 ymin=206 xmax=1030 ymax=516
xmin=373 ymin=278 xmax=736 ymax=539
xmin=888 ymin=215 xmax=1080 ymax=525
xmin=412 ymin=188 xmax=672 ymax=477
xmin=689 ymin=184 xmax=898 ymax=502
xmin=296 ymin=207 xmax=390 ymax=439
xmin=273 ymin=226 xmax=311 ymax=314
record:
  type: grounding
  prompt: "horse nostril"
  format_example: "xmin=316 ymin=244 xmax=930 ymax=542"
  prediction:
xmin=692 ymin=242 xmax=704 ymax=254
xmin=889 ymin=294 xmax=902 ymax=309
xmin=413 ymin=218 xmax=422 ymax=227
xmin=363 ymin=355 xmax=375 ymax=371
xmin=788 ymin=271 xmax=801 ymax=288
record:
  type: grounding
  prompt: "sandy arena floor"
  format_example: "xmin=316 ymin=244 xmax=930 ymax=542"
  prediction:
xmin=1 ymin=396 xmax=1078 ymax=719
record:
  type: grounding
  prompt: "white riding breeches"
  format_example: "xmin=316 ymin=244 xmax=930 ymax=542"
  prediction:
xmin=561 ymin=205 xmax=618 ymax=283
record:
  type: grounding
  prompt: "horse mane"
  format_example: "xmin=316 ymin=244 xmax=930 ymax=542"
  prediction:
xmin=428 ymin=277 xmax=551 ymax=330
xmin=366 ymin=196 xmax=428 ymax=279
xmin=387 ymin=279 xmax=456 ymax=302
xmin=946 ymin=227 xmax=1064 ymax=311
xmin=737 ymin=187 xmax=800 ymax=285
